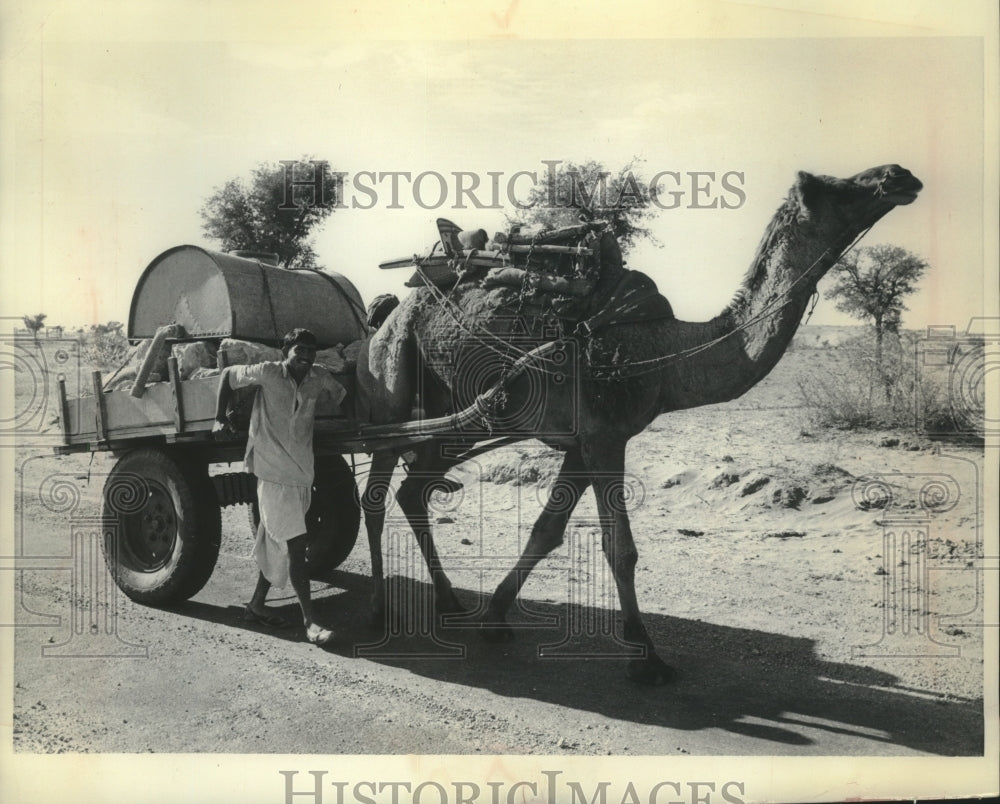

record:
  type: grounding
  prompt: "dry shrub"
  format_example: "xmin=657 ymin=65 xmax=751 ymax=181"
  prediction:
xmin=84 ymin=324 xmax=130 ymax=371
xmin=796 ymin=330 xmax=975 ymax=435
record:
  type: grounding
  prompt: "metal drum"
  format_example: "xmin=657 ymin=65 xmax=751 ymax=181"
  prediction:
xmin=128 ymin=245 xmax=369 ymax=347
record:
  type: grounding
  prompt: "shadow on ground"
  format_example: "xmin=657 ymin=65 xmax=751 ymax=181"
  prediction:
xmin=177 ymin=570 xmax=983 ymax=757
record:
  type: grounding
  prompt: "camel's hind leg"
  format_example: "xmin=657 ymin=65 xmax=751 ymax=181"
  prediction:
xmin=394 ymin=445 xmax=467 ymax=614
xmin=361 ymin=450 xmax=399 ymax=626
xmin=480 ymin=448 xmax=590 ymax=642
xmin=584 ymin=438 xmax=675 ymax=685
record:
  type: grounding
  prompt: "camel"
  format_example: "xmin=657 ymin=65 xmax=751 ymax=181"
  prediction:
xmin=356 ymin=164 xmax=922 ymax=684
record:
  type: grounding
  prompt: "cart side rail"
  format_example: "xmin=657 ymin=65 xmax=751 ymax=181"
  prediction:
xmin=57 ymin=340 xmax=564 ymax=456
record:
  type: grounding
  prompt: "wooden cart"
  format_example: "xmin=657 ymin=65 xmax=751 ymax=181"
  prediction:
xmin=52 ymin=360 xmax=502 ymax=606
xmin=51 ymin=244 xmax=506 ymax=606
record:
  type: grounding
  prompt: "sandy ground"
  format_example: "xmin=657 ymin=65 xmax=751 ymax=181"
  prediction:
xmin=7 ymin=330 xmax=988 ymax=756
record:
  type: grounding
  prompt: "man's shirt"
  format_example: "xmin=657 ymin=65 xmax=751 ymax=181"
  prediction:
xmin=229 ymin=362 xmax=346 ymax=487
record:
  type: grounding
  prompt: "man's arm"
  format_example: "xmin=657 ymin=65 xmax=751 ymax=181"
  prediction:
xmin=213 ymin=362 xmax=270 ymax=438
xmin=212 ymin=366 xmax=237 ymax=439
xmin=319 ymin=371 xmax=348 ymax=415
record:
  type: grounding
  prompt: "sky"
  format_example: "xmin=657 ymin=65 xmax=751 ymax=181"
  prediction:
xmin=1 ymin=2 xmax=996 ymax=336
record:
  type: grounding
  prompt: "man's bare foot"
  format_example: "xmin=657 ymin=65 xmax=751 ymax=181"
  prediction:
xmin=305 ymin=623 xmax=336 ymax=646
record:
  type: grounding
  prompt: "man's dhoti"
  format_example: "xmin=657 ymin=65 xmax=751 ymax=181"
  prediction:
xmin=253 ymin=478 xmax=311 ymax=588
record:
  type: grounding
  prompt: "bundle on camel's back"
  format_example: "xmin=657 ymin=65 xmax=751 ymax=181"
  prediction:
xmin=385 ymin=215 xmax=672 ymax=329
xmin=357 ymin=164 xmax=922 ymax=685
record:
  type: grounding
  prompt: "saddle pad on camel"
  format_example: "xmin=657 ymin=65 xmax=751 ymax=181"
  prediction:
xmin=579 ymin=270 xmax=675 ymax=333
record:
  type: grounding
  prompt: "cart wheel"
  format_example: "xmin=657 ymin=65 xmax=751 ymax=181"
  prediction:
xmin=102 ymin=448 xmax=221 ymax=605
xmin=248 ymin=454 xmax=360 ymax=579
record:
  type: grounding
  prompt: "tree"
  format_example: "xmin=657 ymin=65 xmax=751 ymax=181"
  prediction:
xmin=506 ymin=158 xmax=660 ymax=255
xmin=200 ymin=159 xmax=340 ymax=269
xmin=22 ymin=313 xmax=46 ymax=342
xmin=90 ymin=320 xmax=124 ymax=337
xmin=826 ymin=244 xmax=929 ymax=370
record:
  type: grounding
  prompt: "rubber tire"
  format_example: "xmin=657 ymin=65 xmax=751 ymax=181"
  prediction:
xmin=248 ymin=454 xmax=360 ymax=579
xmin=102 ymin=448 xmax=221 ymax=606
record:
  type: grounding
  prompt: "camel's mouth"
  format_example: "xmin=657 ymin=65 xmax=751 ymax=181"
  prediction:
xmin=877 ymin=169 xmax=923 ymax=205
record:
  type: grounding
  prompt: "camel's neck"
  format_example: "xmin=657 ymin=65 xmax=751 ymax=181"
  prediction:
xmin=656 ymin=201 xmax=855 ymax=412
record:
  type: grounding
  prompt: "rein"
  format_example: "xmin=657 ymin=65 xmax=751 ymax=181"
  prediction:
xmin=580 ymin=222 xmax=875 ymax=380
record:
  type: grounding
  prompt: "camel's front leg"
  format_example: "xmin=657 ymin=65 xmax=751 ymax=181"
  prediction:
xmin=481 ymin=448 xmax=590 ymax=641
xmin=361 ymin=450 xmax=398 ymax=626
xmin=586 ymin=440 xmax=675 ymax=685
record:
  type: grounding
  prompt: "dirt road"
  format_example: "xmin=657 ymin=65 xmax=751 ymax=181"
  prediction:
xmin=10 ymin=339 xmax=985 ymax=757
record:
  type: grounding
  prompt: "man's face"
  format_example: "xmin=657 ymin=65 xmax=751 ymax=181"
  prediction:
xmin=284 ymin=343 xmax=317 ymax=381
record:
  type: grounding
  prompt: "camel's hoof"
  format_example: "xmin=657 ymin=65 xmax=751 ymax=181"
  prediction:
xmin=627 ymin=655 xmax=676 ymax=685
xmin=435 ymin=591 xmax=466 ymax=616
xmin=368 ymin=608 xmax=387 ymax=630
xmin=367 ymin=596 xmax=389 ymax=629
xmin=478 ymin=621 xmax=515 ymax=643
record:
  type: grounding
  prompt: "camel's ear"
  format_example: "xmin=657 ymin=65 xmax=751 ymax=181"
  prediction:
xmin=792 ymin=171 xmax=822 ymax=215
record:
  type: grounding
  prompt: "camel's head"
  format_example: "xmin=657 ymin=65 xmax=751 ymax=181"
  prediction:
xmin=791 ymin=164 xmax=922 ymax=229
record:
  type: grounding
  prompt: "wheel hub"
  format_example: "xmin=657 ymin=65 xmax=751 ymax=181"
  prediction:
xmin=122 ymin=485 xmax=177 ymax=571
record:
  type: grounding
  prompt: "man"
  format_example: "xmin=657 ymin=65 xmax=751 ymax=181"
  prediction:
xmin=213 ymin=328 xmax=345 ymax=646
